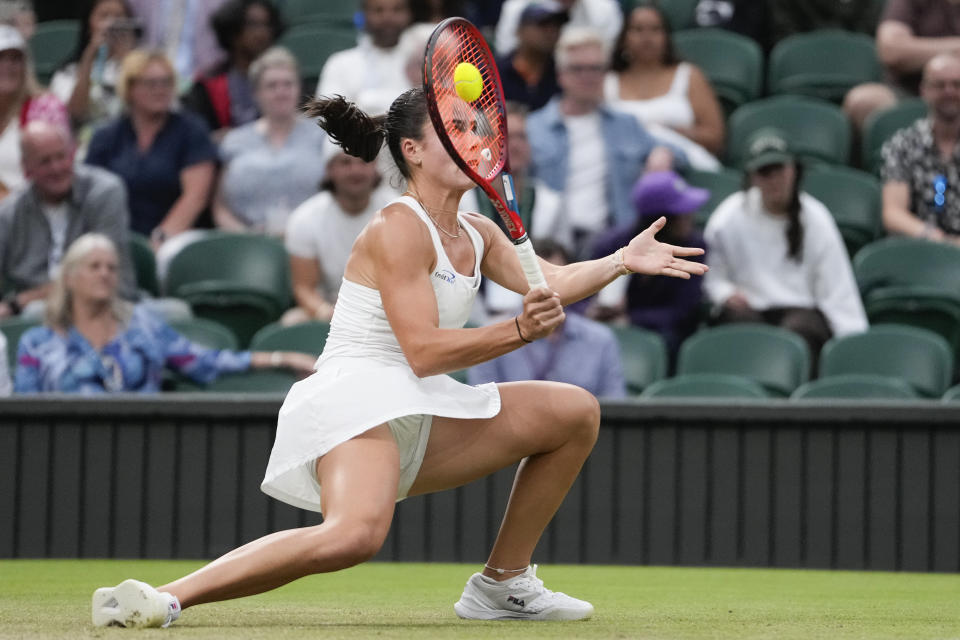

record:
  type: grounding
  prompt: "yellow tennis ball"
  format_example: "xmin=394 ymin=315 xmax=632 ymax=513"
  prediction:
xmin=454 ymin=62 xmax=484 ymax=102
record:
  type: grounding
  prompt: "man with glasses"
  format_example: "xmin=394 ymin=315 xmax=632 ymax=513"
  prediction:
xmin=881 ymin=53 xmax=960 ymax=244
xmin=526 ymin=25 xmax=687 ymax=260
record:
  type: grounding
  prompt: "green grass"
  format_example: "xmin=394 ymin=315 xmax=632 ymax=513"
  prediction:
xmin=1 ymin=560 xmax=959 ymax=639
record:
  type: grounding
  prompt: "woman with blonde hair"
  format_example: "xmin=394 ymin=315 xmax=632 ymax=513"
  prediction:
xmin=13 ymin=233 xmax=315 ymax=393
xmin=86 ymin=50 xmax=217 ymax=248
xmin=213 ymin=45 xmax=327 ymax=235
xmin=0 ymin=23 xmax=68 ymax=196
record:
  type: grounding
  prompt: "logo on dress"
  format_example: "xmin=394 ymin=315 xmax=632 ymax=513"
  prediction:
xmin=433 ymin=268 xmax=456 ymax=284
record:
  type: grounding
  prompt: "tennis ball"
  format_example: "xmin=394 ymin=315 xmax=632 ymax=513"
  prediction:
xmin=454 ymin=62 xmax=484 ymax=102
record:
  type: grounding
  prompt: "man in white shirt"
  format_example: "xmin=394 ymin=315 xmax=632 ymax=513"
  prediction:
xmin=282 ymin=152 xmax=394 ymax=325
xmin=704 ymin=128 xmax=868 ymax=361
xmin=0 ymin=121 xmax=135 ymax=318
xmin=315 ymin=0 xmax=413 ymax=116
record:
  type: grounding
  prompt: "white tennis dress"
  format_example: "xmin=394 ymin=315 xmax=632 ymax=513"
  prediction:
xmin=261 ymin=196 xmax=502 ymax=512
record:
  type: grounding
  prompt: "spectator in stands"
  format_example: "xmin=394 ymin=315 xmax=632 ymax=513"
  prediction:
xmin=409 ymin=0 xmax=466 ymax=24
xmin=468 ymin=238 xmax=627 ymax=398
xmin=692 ymin=0 xmax=772 ymax=52
xmin=527 ymin=25 xmax=687 ymax=259
xmin=50 ymin=0 xmax=139 ymax=147
xmin=0 ymin=330 xmax=9 ymax=395
xmin=590 ymin=170 xmax=707 ymax=359
xmin=495 ymin=1 xmax=566 ymax=111
xmin=0 ymin=25 xmax=69 ymax=198
xmin=606 ymin=3 xmax=724 ymax=169
xmin=495 ymin=0 xmax=622 ymax=56
xmin=127 ymin=0 xmax=230 ymax=88
xmin=0 ymin=0 xmax=33 ymax=40
xmin=704 ymin=128 xmax=868 ymax=361
xmin=182 ymin=0 xmax=282 ymax=140
xmin=844 ymin=0 xmax=960 ymax=134
xmin=13 ymin=233 xmax=315 ymax=393
xmin=0 ymin=121 xmax=136 ymax=320
xmin=213 ymin=47 xmax=326 ymax=236
xmin=316 ymin=0 xmax=414 ymax=117
xmin=282 ymin=151 xmax=394 ymax=325
xmin=86 ymin=50 xmax=216 ymax=249
xmin=881 ymin=53 xmax=960 ymax=244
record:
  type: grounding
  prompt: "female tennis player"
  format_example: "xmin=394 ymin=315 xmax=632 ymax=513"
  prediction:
xmin=92 ymin=87 xmax=707 ymax=628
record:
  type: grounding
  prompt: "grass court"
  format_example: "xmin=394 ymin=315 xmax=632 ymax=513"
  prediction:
xmin=2 ymin=560 xmax=958 ymax=639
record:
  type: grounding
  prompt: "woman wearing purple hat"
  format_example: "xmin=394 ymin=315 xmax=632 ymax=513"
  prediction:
xmin=590 ymin=170 xmax=708 ymax=359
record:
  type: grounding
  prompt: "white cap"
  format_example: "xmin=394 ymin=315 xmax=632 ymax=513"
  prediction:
xmin=0 ymin=24 xmax=26 ymax=53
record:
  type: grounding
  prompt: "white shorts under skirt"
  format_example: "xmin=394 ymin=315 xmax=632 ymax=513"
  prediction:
xmin=260 ymin=355 xmax=501 ymax=513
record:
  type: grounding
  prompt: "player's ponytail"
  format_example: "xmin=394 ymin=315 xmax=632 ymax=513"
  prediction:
xmin=304 ymin=88 xmax=429 ymax=179
xmin=304 ymin=95 xmax=386 ymax=162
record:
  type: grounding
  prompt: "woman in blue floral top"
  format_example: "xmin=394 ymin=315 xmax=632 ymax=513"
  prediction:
xmin=14 ymin=233 xmax=315 ymax=393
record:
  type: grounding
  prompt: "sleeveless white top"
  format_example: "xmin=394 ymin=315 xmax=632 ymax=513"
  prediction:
xmin=604 ymin=63 xmax=721 ymax=171
xmin=261 ymin=196 xmax=501 ymax=512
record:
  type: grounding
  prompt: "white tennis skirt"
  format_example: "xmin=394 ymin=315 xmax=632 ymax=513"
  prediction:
xmin=260 ymin=355 xmax=501 ymax=513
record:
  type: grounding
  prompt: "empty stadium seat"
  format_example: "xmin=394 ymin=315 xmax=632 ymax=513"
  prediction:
xmin=657 ymin=0 xmax=698 ymax=29
xmin=0 ymin=316 xmax=38 ymax=371
xmin=676 ymin=323 xmax=810 ymax=396
xmin=862 ymin=98 xmax=927 ymax=174
xmin=277 ymin=0 xmax=358 ymax=28
xmin=29 ymin=20 xmax=80 ymax=84
xmin=767 ymin=30 xmax=882 ymax=103
xmin=791 ymin=374 xmax=919 ymax=400
xmin=819 ymin=324 xmax=954 ymax=398
xmin=128 ymin=232 xmax=159 ymax=297
xmin=250 ymin=320 xmax=330 ymax=356
xmin=802 ymin=165 xmax=883 ymax=257
xmin=853 ymin=236 xmax=960 ymax=296
xmin=611 ymin=325 xmax=668 ymax=394
xmin=684 ymin=167 xmax=741 ymax=227
xmin=640 ymin=373 xmax=769 ymax=399
xmin=726 ymin=96 xmax=852 ymax=166
xmin=673 ymin=28 xmax=763 ymax=116
xmin=165 ymin=233 xmax=292 ymax=347
xmin=196 ymin=369 xmax=299 ymax=393
xmin=942 ymin=384 xmax=960 ymax=402
xmin=278 ymin=24 xmax=357 ymax=87
xmin=168 ymin=317 xmax=239 ymax=350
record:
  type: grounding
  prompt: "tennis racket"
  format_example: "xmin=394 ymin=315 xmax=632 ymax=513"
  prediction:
xmin=423 ymin=17 xmax=547 ymax=291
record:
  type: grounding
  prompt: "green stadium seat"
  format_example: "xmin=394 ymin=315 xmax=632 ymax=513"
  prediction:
xmin=791 ymin=374 xmax=919 ymax=400
xmin=683 ymin=167 xmax=741 ymax=227
xmin=726 ymin=96 xmax=852 ymax=167
xmin=767 ymin=30 xmax=882 ymax=103
xmin=673 ymin=28 xmax=763 ymax=115
xmin=277 ymin=0 xmax=358 ymax=28
xmin=650 ymin=0 xmax=699 ymax=30
xmin=278 ymin=24 xmax=357 ymax=87
xmin=862 ymin=98 xmax=926 ymax=175
xmin=862 ymin=287 xmax=960 ymax=355
xmin=168 ymin=317 xmax=239 ymax=350
xmin=250 ymin=320 xmax=330 ymax=357
xmin=802 ymin=165 xmax=882 ymax=257
xmin=611 ymin=325 xmax=668 ymax=395
xmin=128 ymin=232 xmax=159 ymax=297
xmin=165 ymin=233 xmax=292 ymax=347
xmin=676 ymin=324 xmax=810 ymax=396
xmin=197 ymin=369 xmax=299 ymax=393
xmin=641 ymin=373 xmax=769 ymax=399
xmin=29 ymin=20 xmax=80 ymax=84
xmin=942 ymin=384 xmax=960 ymax=402
xmin=0 ymin=316 xmax=38 ymax=370
xmin=853 ymin=236 xmax=960 ymax=297
xmin=819 ymin=324 xmax=954 ymax=398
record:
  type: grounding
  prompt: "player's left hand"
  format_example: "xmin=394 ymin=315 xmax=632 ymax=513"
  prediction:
xmin=623 ymin=216 xmax=708 ymax=279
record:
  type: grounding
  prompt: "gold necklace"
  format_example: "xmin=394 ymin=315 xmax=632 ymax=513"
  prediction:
xmin=404 ymin=191 xmax=462 ymax=239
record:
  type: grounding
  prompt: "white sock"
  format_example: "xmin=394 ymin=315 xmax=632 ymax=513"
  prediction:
xmin=161 ymin=593 xmax=181 ymax=628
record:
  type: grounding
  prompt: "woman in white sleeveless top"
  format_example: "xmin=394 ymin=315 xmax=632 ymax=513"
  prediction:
xmin=604 ymin=4 xmax=725 ymax=170
xmin=91 ymin=89 xmax=707 ymax=628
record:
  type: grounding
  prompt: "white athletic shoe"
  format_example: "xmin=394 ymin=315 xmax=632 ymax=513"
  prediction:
xmin=454 ymin=564 xmax=594 ymax=621
xmin=91 ymin=579 xmax=181 ymax=628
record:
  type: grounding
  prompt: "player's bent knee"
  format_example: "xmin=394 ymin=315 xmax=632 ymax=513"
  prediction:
xmin=563 ymin=386 xmax=601 ymax=446
xmin=305 ymin=517 xmax=390 ymax=571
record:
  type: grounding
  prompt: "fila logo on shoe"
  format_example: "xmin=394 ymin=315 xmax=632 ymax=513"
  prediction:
xmin=507 ymin=595 xmax=525 ymax=608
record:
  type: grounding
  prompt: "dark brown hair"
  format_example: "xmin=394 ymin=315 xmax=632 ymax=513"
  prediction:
xmin=303 ymin=88 xmax=428 ymax=179
xmin=742 ymin=162 xmax=805 ymax=261
xmin=611 ymin=1 xmax=679 ymax=72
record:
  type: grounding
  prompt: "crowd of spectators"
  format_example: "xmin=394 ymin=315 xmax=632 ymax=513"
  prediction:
xmin=0 ymin=0 xmax=957 ymax=398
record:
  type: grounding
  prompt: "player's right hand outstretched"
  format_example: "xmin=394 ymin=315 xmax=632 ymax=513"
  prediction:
xmin=517 ymin=288 xmax=564 ymax=341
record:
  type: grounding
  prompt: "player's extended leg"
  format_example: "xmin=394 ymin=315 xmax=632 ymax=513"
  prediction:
xmin=408 ymin=380 xmax=600 ymax=620
xmin=92 ymin=425 xmax=399 ymax=627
